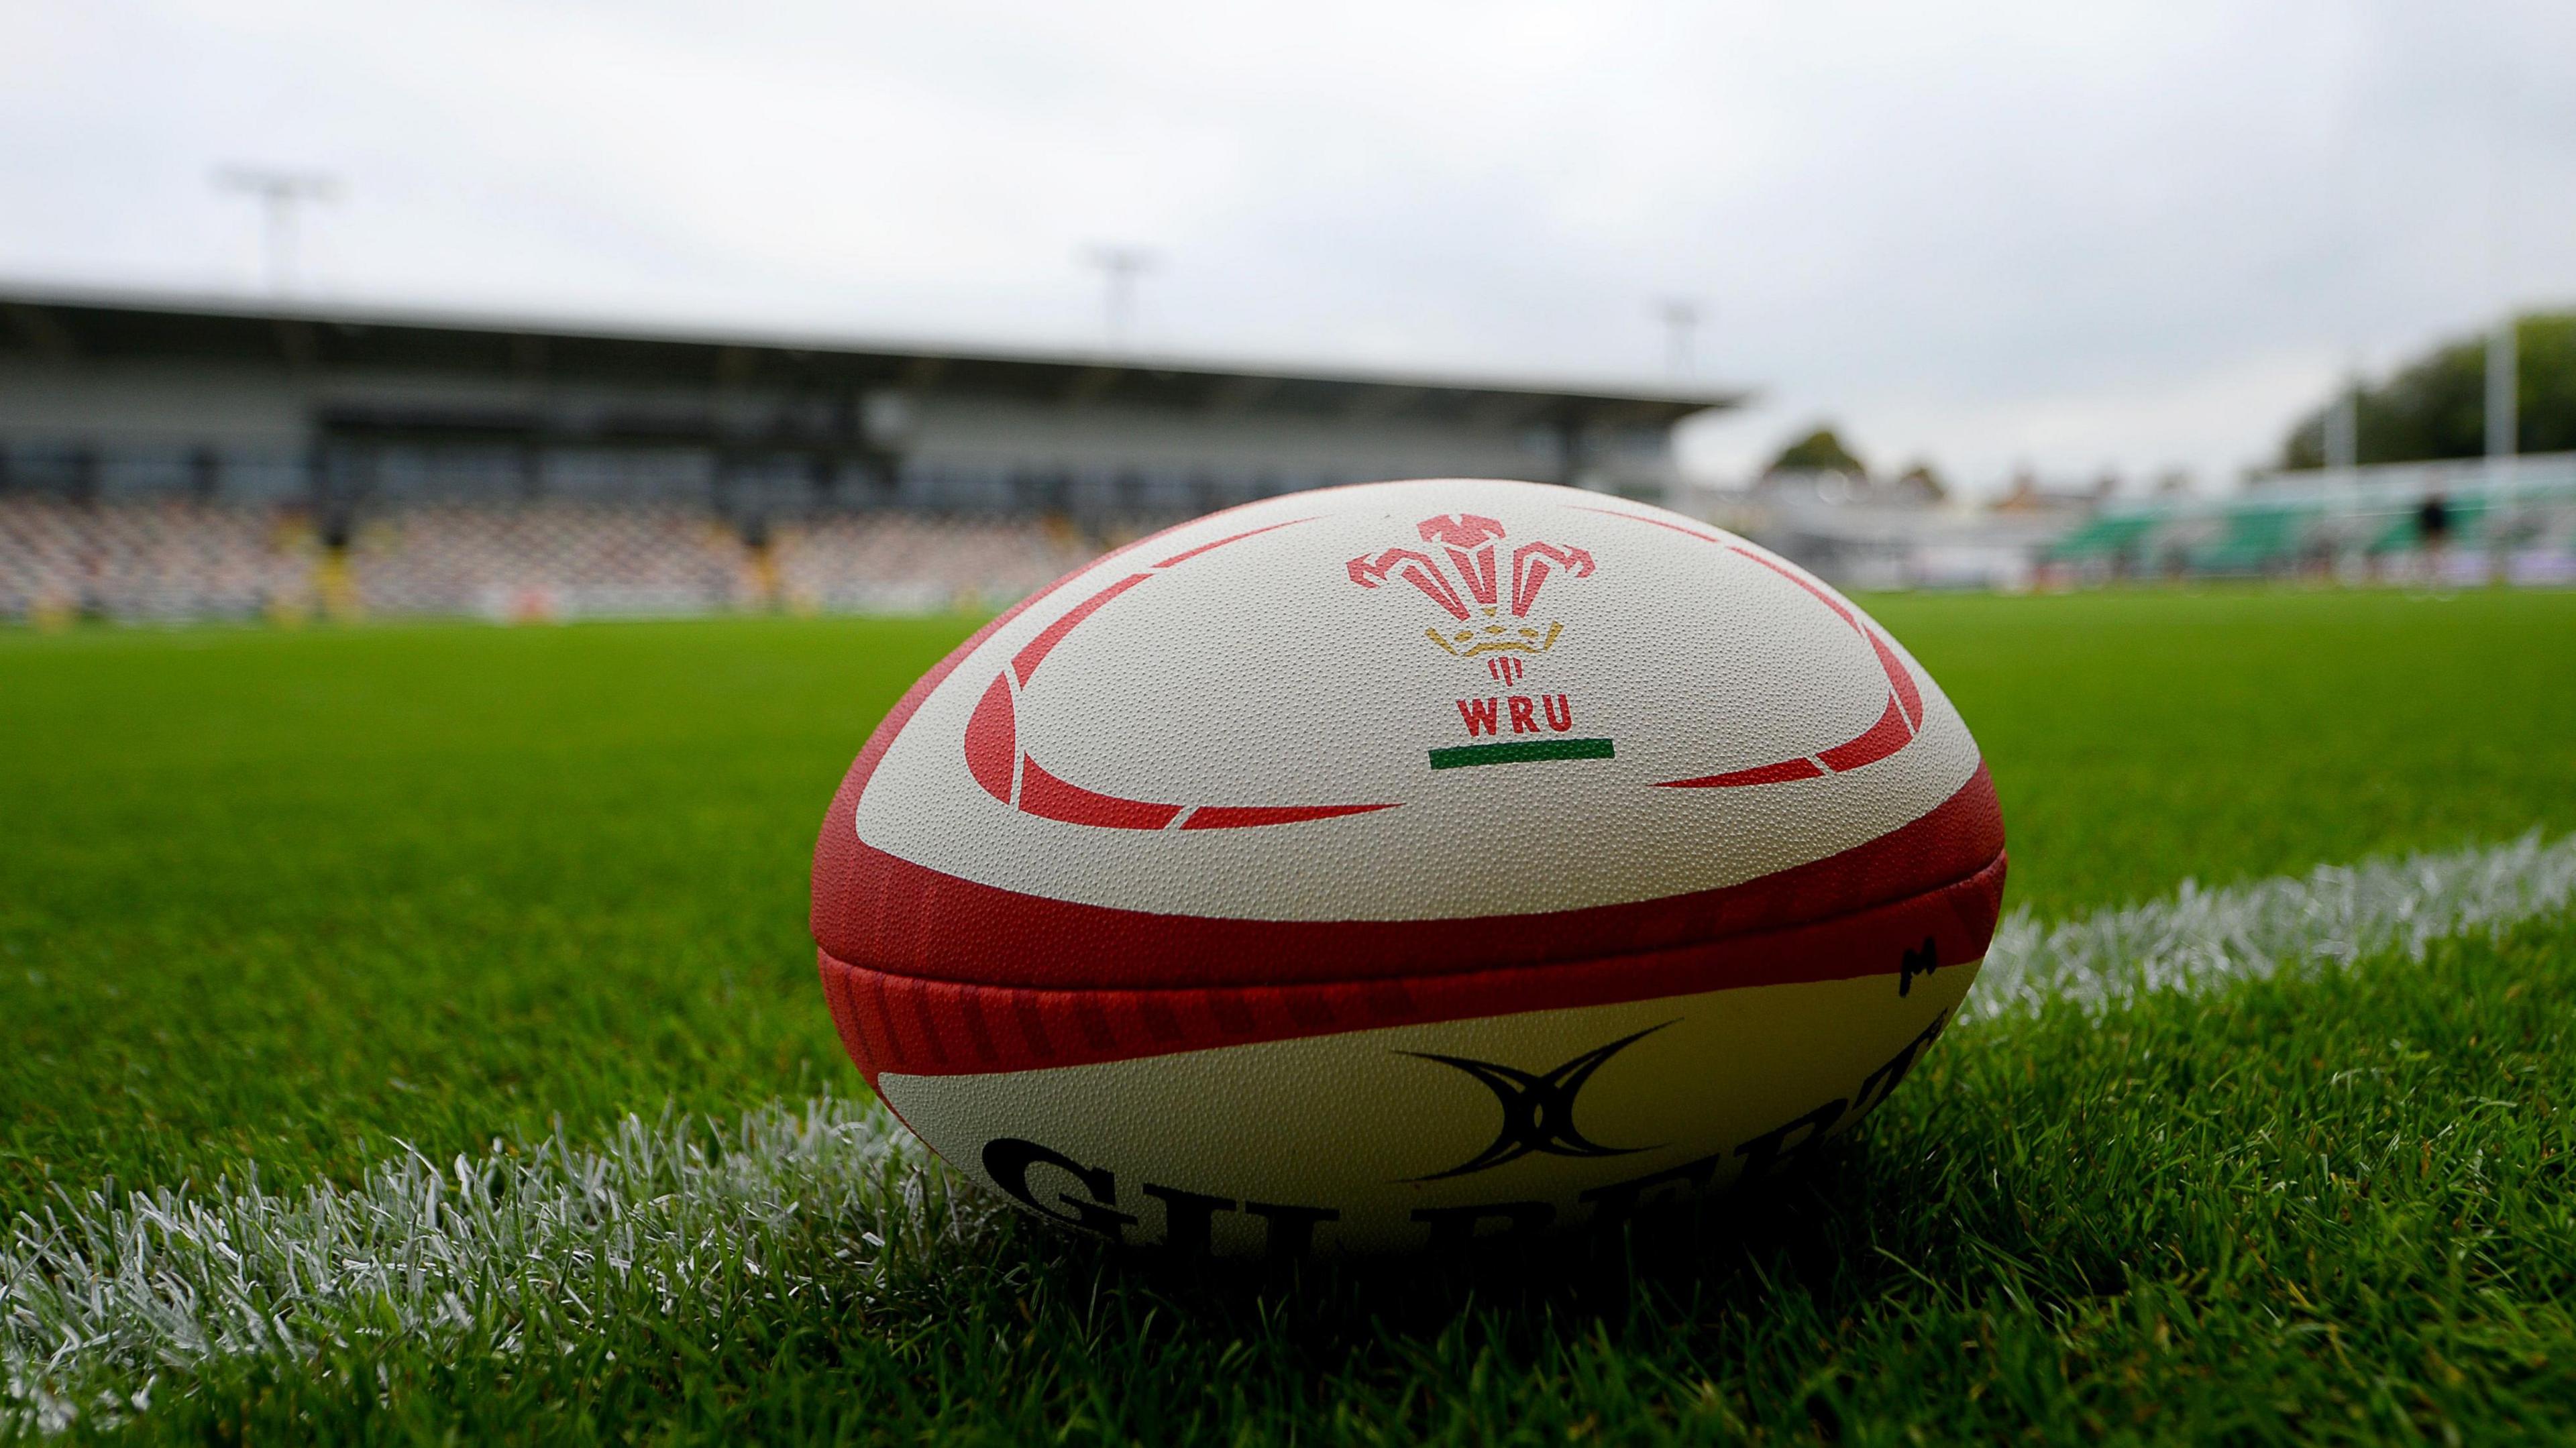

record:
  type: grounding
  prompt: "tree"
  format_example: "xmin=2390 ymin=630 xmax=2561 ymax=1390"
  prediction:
xmin=1892 ymin=460 xmax=1947 ymax=501
xmin=2282 ymin=311 xmax=2576 ymax=469
xmin=1767 ymin=425 xmax=1868 ymax=476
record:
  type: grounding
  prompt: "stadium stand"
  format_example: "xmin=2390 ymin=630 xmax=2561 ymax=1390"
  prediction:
xmin=9 ymin=461 xmax=2569 ymax=624
xmin=0 ymin=497 xmax=313 ymax=622
xmin=2043 ymin=455 xmax=2576 ymax=586
xmin=0 ymin=287 xmax=1739 ymax=622
xmin=347 ymin=504 xmax=757 ymax=620
xmin=769 ymin=513 xmax=1095 ymax=615
xmin=0 ymin=499 xmax=1110 ymax=624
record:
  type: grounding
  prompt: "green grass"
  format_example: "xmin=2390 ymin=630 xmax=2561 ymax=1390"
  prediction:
xmin=48 ymin=913 xmax=2576 ymax=1446
xmin=5 ymin=588 xmax=2575 ymax=1442
xmin=1868 ymin=588 xmax=2576 ymax=911
xmin=0 ymin=617 xmax=967 ymax=1215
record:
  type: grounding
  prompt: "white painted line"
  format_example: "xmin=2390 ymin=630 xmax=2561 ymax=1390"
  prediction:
xmin=3 ymin=1101 xmax=948 ymax=1434
xmin=7 ymin=833 xmax=2573 ymax=1431
xmin=1973 ymin=831 xmax=2576 ymax=1017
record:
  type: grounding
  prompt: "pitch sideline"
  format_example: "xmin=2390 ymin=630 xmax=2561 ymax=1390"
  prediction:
xmin=7 ymin=831 xmax=2575 ymax=1432
xmin=1973 ymin=829 xmax=2576 ymax=1016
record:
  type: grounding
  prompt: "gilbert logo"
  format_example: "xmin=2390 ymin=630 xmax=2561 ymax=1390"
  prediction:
xmin=1347 ymin=512 xmax=1615 ymax=771
xmin=1401 ymin=1023 xmax=1670 ymax=1180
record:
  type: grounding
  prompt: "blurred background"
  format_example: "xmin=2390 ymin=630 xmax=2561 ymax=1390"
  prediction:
xmin=2 ymin=0 xmax=2572 ymax=620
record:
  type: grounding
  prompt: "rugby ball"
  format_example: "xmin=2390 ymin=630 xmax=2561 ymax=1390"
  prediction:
xmin=812 ymin=478 xmax=2005 ymax=1256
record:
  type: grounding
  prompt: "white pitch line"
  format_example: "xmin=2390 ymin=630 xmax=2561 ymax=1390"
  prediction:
xmin=3 ymin=1101 xmax=955 ymax=1434
xmin=1972 ymin=830 xmax=2576 ymax=1017
xmin=7 ymin=832 xmax=2575 ymax=1431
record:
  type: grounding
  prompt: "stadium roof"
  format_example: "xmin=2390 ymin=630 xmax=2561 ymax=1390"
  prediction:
xmin=0 ymin=283 xmax=1744 ymax=431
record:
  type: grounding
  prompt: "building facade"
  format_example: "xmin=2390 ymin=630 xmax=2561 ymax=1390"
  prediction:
xmin=0 ymin=288 xmax=1737 ymax=532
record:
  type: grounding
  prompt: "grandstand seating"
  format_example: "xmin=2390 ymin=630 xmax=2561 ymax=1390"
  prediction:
xmin=2044 ymin=459 xmax=2576 ymax=583
xmin=0 ymin=498 xmax=313 ymax=621
xmin=771 ymin=513 xmax=1094 ymax=614
xmin=0 ymin=501 xmax=1106 ymax=622
xmin=347 ymin=504 xmax=755 ymax=619
xmin=8 ymin=455 xmax=2571 ymax=623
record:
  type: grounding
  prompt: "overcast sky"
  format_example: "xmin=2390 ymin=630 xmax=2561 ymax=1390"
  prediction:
xmin=3 ymin=1 xmax=2571 ymax=493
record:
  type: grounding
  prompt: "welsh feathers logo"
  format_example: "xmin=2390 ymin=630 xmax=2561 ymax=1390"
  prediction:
xmin=949 ymin=503 xmax=1939 ymax=827
xmin=1347 ymin=512 xmax=1613 ymax=771
xmin=1346 ymin=514 xmax=1595 ymax=687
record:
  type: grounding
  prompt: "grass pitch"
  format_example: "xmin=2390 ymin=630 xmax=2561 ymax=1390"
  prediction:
xmin=5 ymin=589 xmax=2575 ymax=1442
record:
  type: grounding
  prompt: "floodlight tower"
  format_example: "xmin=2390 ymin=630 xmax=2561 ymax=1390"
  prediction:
xmin=2324 ymin=364 xmax=2360 ymax=474
xmin=1081 ymin=244 xmax=1157 ymax=352
xmin=2487 ymin=317 xmax=2518 ymax=464
xmin=216 ymin=167 xmax=341 ymax=297
xmin=2483 ymin=50 xmax=2519 ymax=480
xmin=1656 ymin=298 xmax=1703 ymax=384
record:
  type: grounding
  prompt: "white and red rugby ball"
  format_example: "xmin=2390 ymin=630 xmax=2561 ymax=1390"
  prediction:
xmin=812 ymin=478 xmax=2005 ymax=1256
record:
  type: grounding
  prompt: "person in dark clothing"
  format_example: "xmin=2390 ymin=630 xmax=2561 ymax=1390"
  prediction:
xmin=2416 ymin=492 xmax=2451 ymax=546
xmin=2415 ymin=492 xmax=2453 ymax=586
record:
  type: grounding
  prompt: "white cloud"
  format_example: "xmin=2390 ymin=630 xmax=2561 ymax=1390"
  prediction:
xmin=1681 ymin=344 xmax=2343 ymax=492
xmin=1 ymin=0 xmax=2571 ymax=494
